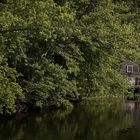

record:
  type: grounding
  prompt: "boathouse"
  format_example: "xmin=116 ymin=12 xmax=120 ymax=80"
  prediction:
xmin=120 ymin=60 xmax=140 ymax=88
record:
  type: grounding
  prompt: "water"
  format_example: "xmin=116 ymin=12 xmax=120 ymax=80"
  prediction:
xmin=0 ymin=98 xmax=140 ymax=140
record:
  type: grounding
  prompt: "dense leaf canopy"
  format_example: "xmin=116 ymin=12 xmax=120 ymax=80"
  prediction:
xmin=0 ymin=0 xmax=139 ymax=114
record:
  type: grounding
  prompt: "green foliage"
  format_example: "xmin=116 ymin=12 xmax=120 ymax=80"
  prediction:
xmin=0 ymin=0 xmax=139 ymax=114
xmin=75 ymin=0 xmax=140 ymax=96
xmin=0 ymin=56 xmax=23 ymax=114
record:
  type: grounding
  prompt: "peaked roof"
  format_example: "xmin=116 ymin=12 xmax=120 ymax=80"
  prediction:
xmin=120 ymin=60 xmax=138 ymax=66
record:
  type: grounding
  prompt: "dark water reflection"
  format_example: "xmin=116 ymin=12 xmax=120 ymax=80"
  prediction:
xmin=0 ymin=98 xmax=140 ymax=140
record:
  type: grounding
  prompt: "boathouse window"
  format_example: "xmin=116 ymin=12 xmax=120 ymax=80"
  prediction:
xmin=127 ymin=65 xmax=133 ymax=73
xmin=136 ymin=78 xmax=140 ymax=86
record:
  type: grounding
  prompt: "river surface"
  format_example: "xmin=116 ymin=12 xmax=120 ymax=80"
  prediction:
xmin=0 ymin=98 xmax=140 ymax=140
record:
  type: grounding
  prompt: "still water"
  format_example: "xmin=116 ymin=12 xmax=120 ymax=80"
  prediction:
xmin=0 ymin=98 xmax=140 ymax=140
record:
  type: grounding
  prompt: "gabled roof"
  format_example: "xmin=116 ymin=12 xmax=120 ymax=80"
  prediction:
xmin=120 ymin=60 xmax=139 ymax=67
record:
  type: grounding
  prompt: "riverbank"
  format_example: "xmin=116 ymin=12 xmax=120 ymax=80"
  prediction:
xmin=2 ymin=94 xmax=140 ymax=116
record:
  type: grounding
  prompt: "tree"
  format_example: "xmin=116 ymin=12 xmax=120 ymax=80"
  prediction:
xmin=0 ymin=0 xmax=139 ymax=114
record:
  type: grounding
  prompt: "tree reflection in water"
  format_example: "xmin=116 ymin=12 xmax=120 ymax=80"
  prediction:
xmin=0 ymin=98 xmax=140 ymax=140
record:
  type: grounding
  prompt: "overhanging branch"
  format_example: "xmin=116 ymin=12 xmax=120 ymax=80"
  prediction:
xmin=0 ymin=27 xmax=36 ymax=34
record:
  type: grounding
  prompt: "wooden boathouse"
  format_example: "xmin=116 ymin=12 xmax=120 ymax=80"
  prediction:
xmin=120 ymin=60 xmax=140 ymax=89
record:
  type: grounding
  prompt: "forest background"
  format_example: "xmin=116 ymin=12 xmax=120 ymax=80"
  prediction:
xmin=0 ymin=0 xmax=140 ymax=114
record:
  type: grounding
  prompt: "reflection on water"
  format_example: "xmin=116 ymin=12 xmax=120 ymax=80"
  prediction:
xmin=122 ymin=101 xmax=140 ymax=121
xmin=0 ymin=98 xmax=140 ymax=140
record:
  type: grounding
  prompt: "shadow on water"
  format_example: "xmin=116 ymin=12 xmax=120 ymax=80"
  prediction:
xmin=0 ymin=98 xmax=140 ymax=140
